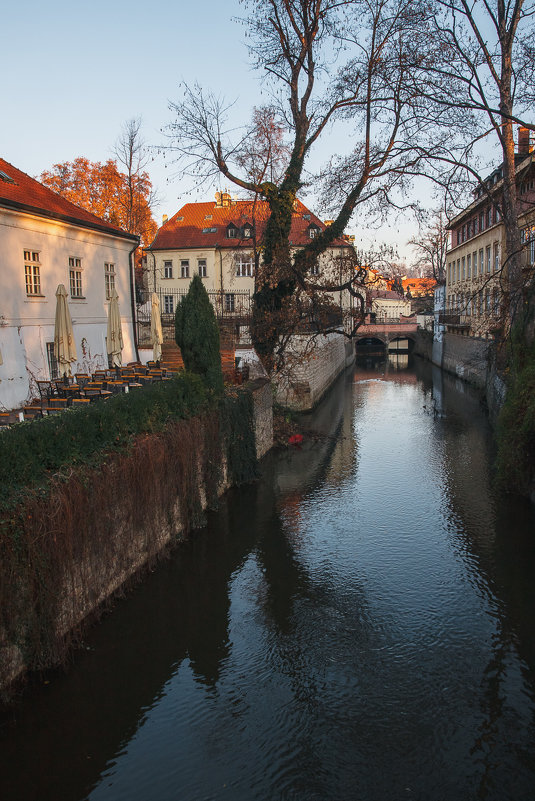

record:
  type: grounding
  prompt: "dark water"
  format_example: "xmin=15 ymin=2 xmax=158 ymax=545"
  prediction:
xmin=2 ymin=355 xmax=535 ymax=801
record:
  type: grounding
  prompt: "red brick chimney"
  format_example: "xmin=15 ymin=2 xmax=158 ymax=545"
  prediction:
xmin=518 ymin=127 xmax=532 ymax=155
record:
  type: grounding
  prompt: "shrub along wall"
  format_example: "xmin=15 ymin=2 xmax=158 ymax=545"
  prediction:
xmin=0 ymin=376 xmax=260 ymax=698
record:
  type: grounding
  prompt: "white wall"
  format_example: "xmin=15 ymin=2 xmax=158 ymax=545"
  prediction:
xmin=0 ymin=207 xmax=137 ymax=410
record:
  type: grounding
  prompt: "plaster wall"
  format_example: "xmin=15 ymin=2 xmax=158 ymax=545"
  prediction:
xmin=0 ymin=208 xmax=136 ymax=409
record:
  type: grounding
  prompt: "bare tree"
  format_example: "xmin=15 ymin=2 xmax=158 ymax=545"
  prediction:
xmin=114 ymin=117 xmax=159 ymax=244
xmin=408 ymin=209 xmax=449 ymax=283
xmin=164 ymin=0 xmax=448 ymax=367
xmin=424 ymin=0 xmax=535 ymax=324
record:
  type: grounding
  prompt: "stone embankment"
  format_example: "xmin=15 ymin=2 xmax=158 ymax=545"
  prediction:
xmin=0 ymin=380 xmax=272 ymax=697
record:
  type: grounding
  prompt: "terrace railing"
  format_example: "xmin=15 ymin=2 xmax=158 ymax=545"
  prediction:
xmin=136 ymin=288 xmax=252 ymax=345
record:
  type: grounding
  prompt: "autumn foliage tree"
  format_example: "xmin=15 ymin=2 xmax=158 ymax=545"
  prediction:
xmin=40 ymin=153 xmax=157 ymax=248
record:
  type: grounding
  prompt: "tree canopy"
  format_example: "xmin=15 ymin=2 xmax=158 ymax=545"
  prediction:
xmin=40 ymin=155 xmax=157 ymax=248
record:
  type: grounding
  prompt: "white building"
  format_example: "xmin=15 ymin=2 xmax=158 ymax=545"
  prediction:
xmin=0 ymin=158 xmax=139 ymax=410
xmin=145 ymin=193 xmax=353 ymax=321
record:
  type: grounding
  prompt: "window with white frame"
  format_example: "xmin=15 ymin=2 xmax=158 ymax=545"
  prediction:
xmin=486 ymin=246 xmax=491 ymax=273
xmin=227 ymin=226 xmax=238 ymax=238
xmin=198 ymin=259 xmax=207 ymax=277
xmin=310 ymin=262 xmax=319 ymax=276
xmin=24 ymin=250 xmax=42 ymax=295
xmin=478 ymin=248 xmax=484 ymax=276
xmin=309 ymin=225 xmax=320 ymax=239
xmin=104 ymin=262 xmax=115 ymax=299
xmin=163 ymin=295 xmax=174 ymax=314
xmin=462 ymin=256 xmax=465 ymax=280
xmin=473 ymin=251 xmax=477 ymax=276
xmin=493 ymin=243 xmax=500 ymax=272
xmin=180 ymin=260 xmax=189 ymax=278
xmin=243 ymin=225 xmax=252 ymax=238
xmin=235 ymin=253 xmax=254 ymax=277
xmin=225 ymin=293 xmax=235 ymax=312
xmin=467 ymin=253 xmax=471 ymax=279
xmin=164 ymin=260 xmax=173 ymax=279
xmin=522 ymin=226 xmax=535 ymax=265
xmin=69 ymin=257 xmax=83 ymax=297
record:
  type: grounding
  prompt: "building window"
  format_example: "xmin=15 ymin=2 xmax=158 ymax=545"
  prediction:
xmin=24 ymin=250 xmax=41 ymax=295
xmin=46 ymin=342 xmax=59 ymax=380
xmin=310 ymin=262 xmax=319 ymax=276
xmin=467 ymin=253 xmax=471 ymax=279
xmin=163 ymin=295 xmax=174 ymax=314
xmin=164 ymin=260 xmax=173 ymax=279
xmin=478 ymin=249 xmax=484 ymax=276
xmin=69 ymin=257 xmax=83 ymax=297
xmin=486 ymin=207 xmax=492 ymax=227
xmin=225 ymin=293 xmax=235 ymax=312
xmin=473 ymin=251 xmax=477 ymax=277
xmin=309 ymin=226 xmax=319 ymax=239
xmin=457 ymin=259 xmax=460 ymax=282
xmin=493 ymin=243 xmax=500 ymax=272
xmin=180 ymin=260 xmax=189 ymax=278
xmin=486 ymin=246 xmax=491 ymax=273
xmin=235 ymin=253 xmax=254 ymax=277
xmin=198 ymin=259 xmax=207 ymax=277
xmin=479 ymin=211 xmax=485 ymax=231
xmin=462 ymin=256 xmax=465 ymax=280
xmin=243 ymin=226 xmax=252 ymax=238
xmin=104 ymin=262 xmax=115 ymax=299
xmin=227 ymin=226 xmax=238 ymax=238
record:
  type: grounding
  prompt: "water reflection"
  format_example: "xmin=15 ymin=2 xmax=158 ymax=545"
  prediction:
xmin=1 ymin=356 xmax=535 ymax=801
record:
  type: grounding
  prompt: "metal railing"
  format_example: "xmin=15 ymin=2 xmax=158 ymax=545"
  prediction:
xmin=136 ymin=288 xmax=252 ymax=345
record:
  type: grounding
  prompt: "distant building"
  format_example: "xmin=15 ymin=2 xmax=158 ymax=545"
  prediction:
xmin=0 ymin=158 xmax=138 ymax=410
xmin=444 ymin=127 xmax=535 ymax=338
xmin=368 ymin=290 xmax=412 ymax=321
xmin=146 ymin=193 xmax=353 ymax=322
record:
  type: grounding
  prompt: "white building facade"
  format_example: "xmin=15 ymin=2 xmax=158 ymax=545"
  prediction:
xmin=0 ymin=159 xmax=139 ymax=410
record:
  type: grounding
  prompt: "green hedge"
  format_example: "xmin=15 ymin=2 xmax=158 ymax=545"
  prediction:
xmin=0 ymin=373 xmax=208 ymax=514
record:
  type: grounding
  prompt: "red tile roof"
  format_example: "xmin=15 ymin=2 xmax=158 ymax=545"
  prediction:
xmin=150 ymin=197 xmax=349 ymax=250
xmin=0 ymin=158 xmax=138 ymax=240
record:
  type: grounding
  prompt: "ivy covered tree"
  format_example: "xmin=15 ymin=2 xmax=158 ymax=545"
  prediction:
xmin=165 ymin=0 xmax=450 ymax=369
xmin=175 ymin=275 xmax=224 ymax=394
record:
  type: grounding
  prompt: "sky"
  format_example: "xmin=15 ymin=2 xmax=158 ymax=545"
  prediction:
xmin=2 ymin=0 xmax=430 ymax=264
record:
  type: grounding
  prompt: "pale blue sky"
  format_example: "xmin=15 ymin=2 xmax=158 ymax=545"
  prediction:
xmin=2 ymin=0 xmax=430 ymax=261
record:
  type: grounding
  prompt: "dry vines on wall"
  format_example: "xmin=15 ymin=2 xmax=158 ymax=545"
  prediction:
xmin=0 ymin=391 xmax=256 ymax=699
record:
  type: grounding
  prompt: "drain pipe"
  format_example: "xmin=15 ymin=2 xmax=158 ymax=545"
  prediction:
xmin=129 ymin=238 xmax=140 ymax=362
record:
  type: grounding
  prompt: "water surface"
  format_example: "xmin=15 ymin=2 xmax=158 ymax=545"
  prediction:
xmin=2 ymin=355 xmax=535 ymax=801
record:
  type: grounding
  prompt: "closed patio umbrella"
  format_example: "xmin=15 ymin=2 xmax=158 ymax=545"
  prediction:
xmin=106 ymin=288 xmax=124 ymax=367
xmin=151 ymin=292 xmax=163 ymax=363
xmin=54 ymin=284 xmax=77 ymax=378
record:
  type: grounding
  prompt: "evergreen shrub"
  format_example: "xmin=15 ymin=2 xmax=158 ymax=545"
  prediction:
xmin=175 ymin=274 xmax=224 ymax=394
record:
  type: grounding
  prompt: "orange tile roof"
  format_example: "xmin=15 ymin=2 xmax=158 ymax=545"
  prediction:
xmin=150 ymin=197 xmax=349 ymax=250
xmin=402 ymin=277 xmax=437 ymax=296
xmin=0 ymin=158 xmax=137 ymax=240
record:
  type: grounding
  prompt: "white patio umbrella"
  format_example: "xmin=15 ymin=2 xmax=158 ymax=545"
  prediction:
xmin=151 ymin=292 xmax=164 ymax=363
xmin=106 ymin=288 xmax=124 ymax=367
xmin=54 ymin=284 xmax=77 ymax=378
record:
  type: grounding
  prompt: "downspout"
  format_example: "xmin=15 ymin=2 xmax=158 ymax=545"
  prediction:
xmin=129 ymin=238 xmax=140 ymax=362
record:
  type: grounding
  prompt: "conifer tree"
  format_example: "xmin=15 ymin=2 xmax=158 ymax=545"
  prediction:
xmin=175 ymin=275 xmax=224 ymax=394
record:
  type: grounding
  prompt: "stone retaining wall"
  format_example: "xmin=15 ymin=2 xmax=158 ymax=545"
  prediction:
xmin=274 ymin=332 xmax=351 ymax=411
xmin=0 ymin=382 xmax=273 ymax=696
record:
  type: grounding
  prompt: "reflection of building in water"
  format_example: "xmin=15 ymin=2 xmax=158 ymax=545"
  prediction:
xmin=388 ymin=352 xmax=409 ymax=369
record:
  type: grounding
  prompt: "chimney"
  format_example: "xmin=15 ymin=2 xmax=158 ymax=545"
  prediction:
xmin=162 ymin=214 xmax=168 ymax=224
xmin=518 ymin=127 xmax=531 ymax=155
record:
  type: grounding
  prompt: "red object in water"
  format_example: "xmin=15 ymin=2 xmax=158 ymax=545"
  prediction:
xmin=288 ymin=434 xmax=304 ymax=446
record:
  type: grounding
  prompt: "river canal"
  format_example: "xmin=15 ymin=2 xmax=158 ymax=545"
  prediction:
xmin=2 ymin=355 xmax=535 ymax=801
